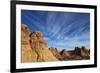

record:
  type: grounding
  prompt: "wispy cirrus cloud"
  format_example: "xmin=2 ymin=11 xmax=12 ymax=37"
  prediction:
xmin=21 ymin=10 xmax=90 ymax=50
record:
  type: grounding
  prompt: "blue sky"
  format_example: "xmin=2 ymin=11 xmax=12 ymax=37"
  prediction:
xmin=21 ymin=10 xmax=90 ymax=50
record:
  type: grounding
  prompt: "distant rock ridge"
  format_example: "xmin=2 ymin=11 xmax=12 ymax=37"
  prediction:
xmin=63 ymin=46 xmax=90 ymax=60
xmin=49 ymin=46 xmax=90 ymax=60
xmin=21 ymin=24 xmax=90 ymax=63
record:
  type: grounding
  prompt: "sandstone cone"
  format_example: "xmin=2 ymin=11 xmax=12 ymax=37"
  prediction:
xmin=49 ymin=48 xmax=63 ymax=60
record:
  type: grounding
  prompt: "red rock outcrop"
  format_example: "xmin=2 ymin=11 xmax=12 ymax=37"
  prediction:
xmin=68 ymin=47 xmax=90 ymax=60
xmin=49 ymin=48 xmax=63 ymax=60
xmin=60 ymin=49 xmax=71 ymax=59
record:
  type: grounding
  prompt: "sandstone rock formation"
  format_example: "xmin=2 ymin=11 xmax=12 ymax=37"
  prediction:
xmin=49 ymin=47 xmax=90 ymax=61
xmin=68 ymin=46 xmax=90 ymax=60
xmin=49 ymin=48 xmax=63 ymax=60
xmin=21 ymin=24 xmax=37 ymax=63
xmin=74 ymin=46 xmax=90 ymax=59
xmin=29 ymin=32 xmax=58 ymax=62
xmin=21 ymin=24 xmax=58 ymax=63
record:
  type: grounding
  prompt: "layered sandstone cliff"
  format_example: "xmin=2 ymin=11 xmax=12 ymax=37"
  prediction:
xmin=21 ymin=24 xmax=37 ymax=63
xmin=29 ymin=32 xmax=58 ymax=62
xmin=21 ymin=24 xmax=58 ymax=63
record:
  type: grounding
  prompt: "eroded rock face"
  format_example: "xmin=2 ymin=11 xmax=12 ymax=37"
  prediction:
xmin=30 ymin=32 xmax=58 ymax=62
xmin=21 ymin=24 xmax=58 ymax=63
xmin=49 ymin=48 xmax=63 ymax=60
xmin=21 ymin=24 xmax=37 ymax=63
